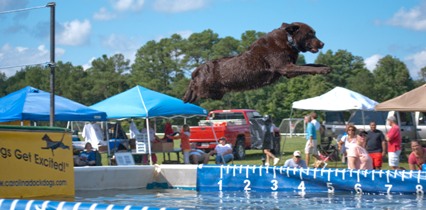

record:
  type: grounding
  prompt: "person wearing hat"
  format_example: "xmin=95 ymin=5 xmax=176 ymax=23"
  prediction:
xmin=347 ymin=130 xmax=373 ymax=170
xmin=385 ymin=115 xmax=402 ymax=170
xmin=283 ymin=150 xmax=307 ymax=168
xmin=209 ymin=137 xmax=234 ymax=164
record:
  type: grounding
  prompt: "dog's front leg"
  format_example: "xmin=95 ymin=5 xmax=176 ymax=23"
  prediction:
xmin=277 ymin=63 xmax=331 ymax=78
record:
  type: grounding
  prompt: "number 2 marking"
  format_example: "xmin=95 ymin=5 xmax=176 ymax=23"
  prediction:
xmin=244 ymin=179 xmax=251 ymax=191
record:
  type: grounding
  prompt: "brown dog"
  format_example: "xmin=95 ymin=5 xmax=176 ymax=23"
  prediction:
xmin=183 ymin=22 xmax=331 ymax=103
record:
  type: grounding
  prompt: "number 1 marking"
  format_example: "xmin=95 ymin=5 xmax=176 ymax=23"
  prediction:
xmin=218 ymin=180 xmax=222 ymax=191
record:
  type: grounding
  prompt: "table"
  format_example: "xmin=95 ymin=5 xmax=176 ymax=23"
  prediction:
xmin=131 ymin=149 xmax=181 ymax=164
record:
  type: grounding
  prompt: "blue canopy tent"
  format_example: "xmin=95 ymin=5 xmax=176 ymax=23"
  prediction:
xmin=90 ymin=85 xmax=208 ymax=165
xmin=0 ymin=86 xmax=107 ymax=122
xmin=90 ymin=85 xmax=208 ymax=119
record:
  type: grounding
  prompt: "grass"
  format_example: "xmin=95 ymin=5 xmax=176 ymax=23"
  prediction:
xmin=100 ymin=136 xmax=410 ymax=169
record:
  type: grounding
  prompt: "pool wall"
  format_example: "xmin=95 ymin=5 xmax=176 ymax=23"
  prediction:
xmin=74 ymin=164 xmax=198 ymax=190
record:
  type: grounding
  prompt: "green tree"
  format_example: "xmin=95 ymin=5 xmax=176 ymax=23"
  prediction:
xmin=84 ymin=54 xmax=130 ymax=104
xmin=182 ymin=29 xmax=220 ymax=69
xmin=373 ymin=55 xmax=413 ymax=102
xmin=131 ymin=34 xmax=186 ymax=96
xmin=316 ymin=49 xmax=365 ymax=87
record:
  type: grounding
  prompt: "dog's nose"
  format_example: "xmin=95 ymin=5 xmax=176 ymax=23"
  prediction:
xmin=319 ymin=41 xmax=324 ymax=48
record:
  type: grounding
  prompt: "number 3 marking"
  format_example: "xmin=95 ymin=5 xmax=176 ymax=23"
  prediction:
xmin=271 ymin=180 xmax=278 ymax=191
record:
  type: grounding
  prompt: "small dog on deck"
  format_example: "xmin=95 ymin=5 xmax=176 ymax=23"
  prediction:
xmin=313 ymin=159 xmax=327 ymax=169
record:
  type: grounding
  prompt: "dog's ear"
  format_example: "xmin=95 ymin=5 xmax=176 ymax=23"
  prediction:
xmin=285 ymin=24 xmax=300 ymax=35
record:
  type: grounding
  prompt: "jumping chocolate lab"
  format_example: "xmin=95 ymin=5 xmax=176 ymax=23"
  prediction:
xmin=183 ymin=22 xmax=331 ymax=103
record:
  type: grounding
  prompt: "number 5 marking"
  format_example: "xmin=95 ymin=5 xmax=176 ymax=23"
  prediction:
xmin=271 ymin=180 xmax=278 ymax=191
xmin=327 ymin=182 xmax=334 ymax=194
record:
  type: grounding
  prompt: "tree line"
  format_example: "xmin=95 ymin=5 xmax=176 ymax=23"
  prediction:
xmin=1 ymin=29 xmax=425 ymax=125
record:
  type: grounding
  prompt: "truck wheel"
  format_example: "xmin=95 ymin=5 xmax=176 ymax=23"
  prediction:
xmin=234 ymin=139 xmax=245 ymax=160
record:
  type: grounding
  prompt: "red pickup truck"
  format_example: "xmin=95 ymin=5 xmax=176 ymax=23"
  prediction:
xmin=189 ymin=109 xmax=280 ymax=160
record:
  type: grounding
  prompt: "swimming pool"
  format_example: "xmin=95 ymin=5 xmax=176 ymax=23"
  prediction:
xmin=75 ymin=188 xmax=426 ymax=209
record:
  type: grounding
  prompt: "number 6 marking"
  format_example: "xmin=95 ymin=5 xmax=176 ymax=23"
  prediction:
xmin=244 ymin=179 xmax=251 ymax=191
xmin=271 ymin=180 xmax=278 ymax=191
xmin=327 ymin=182 xmax=334 ymax=194
xmin=354 ymin=183 xmax=362 ymax=194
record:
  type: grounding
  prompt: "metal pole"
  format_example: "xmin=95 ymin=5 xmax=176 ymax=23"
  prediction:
xmin=47 ymin=2 xmax=55 ymax=127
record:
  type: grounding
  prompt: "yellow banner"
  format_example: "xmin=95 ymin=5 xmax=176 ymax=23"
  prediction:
xmin=0 ymin=127 xmax=74 ymax=198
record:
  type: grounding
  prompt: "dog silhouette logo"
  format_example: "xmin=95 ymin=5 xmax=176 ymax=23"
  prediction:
xmin=40 ymin=133 xmax=70 ymax=156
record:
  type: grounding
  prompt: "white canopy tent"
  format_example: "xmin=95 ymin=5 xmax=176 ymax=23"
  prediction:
xmin=291 ymin=86 xmax=379 ymax=133
xmin=292 ymin=87 xmax=378 ymax=111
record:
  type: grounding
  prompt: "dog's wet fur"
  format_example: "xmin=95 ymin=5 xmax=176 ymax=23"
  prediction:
xmin=183 ymin=22 xmax=331 ymax=103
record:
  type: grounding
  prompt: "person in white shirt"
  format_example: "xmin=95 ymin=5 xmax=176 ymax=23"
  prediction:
xmin=209 ymin=137 xmax=234 ymax=164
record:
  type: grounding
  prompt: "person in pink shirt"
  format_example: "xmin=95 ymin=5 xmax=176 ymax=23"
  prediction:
xmin=347 ymin=131 xmax=373 ymax=170
xmin=386 ymin=116 xmax=402 ymax=170
xmin=408 ymin=140 xmax=426 ymax=170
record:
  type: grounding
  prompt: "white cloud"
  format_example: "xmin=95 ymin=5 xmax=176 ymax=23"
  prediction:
xmin=101 ymin=34 xmax=144 ymax=65
xmin=405 ymin=50 xmax=426 ymax=78
xmin=154 ymin=0 xmax=208 ymax=13
xmin=82 ymin=57 xmax=96 ymax=70
xmin=111 ymin=0 xmax=145 ymax=12
xmin=57 ymin=19 xmax=91 ymax=46
xmin=0 ymin=44 xmax=64 ymax=77
xmin=93 ymin=7 xmax=117 ymax=21
xmin=364 ymin=54 xmax=383 ymax=71
xmin=387 ymin=2 xmax=426 ymax=31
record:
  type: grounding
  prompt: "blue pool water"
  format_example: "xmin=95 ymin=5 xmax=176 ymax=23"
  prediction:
xmin=75 ymin=189 xmax=426 ymax=209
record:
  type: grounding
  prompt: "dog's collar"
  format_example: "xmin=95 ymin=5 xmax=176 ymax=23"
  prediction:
xmin=287 ymin=34 xmax=299 ymax=51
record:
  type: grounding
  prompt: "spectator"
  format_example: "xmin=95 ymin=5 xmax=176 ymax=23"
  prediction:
xmin=168 ymin=124 xmax=191 ymax=164
xmin=365 ymin=121 xmax=386 ymax=169
xmin=263 ymin=115 xmax=280 ymax=166
xmin=284 ymin=150 xmax=307 ymax=168
xmin=304 ymin=115 xmax=320 ymax=165
xmin=163 ymin=121 xmax=175 ymax=143
xmin=385 ymin=116 xmax=402 ymax=170
xmin=338 ymin=125 xmax=357 ymax=164
xmin=209 ymin=137 xmax=234 ymax=164
xmin=347 ymin=131 xmax=373 ymax=170
xmin=74 ymin=142 xmax=97 ymax=166
xmin=141 ymin=121 xmax=159 ymax=164
xmin=408 ymin=140 xmax=426 ymax=170
xmin=189 ymin=144 xmax=210 ymax=164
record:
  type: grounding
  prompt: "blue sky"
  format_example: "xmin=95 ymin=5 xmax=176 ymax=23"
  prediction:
xmin=1 ymin=0 xmax=426 ymax=79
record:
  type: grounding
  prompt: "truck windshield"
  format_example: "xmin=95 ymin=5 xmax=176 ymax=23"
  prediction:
xmin=210 ymin=112 xmax=246 ymax=120
xmin=348 ymin=110 xmax=388 ymax=125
